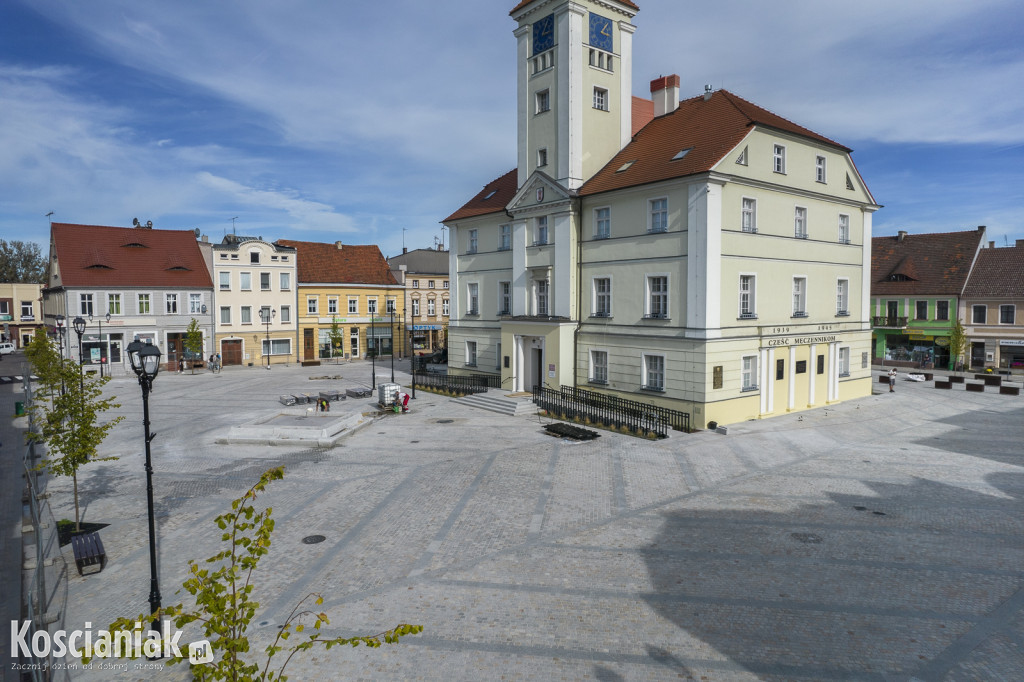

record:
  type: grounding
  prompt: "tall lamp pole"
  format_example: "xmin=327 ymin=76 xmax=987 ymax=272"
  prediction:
xmin=55 ymin=315 xmax=66 ymax=395
xmin=259 ymin=307 xmax=276 ymax=369
xmin=89 ymin=312 xmax=111 ymax=377
xmin=390 ymin=311 xmax=395 ymax=383
xmin=126 ymin=340 xmax=163 ymax=640
xmin=370 ymin=313 xmax=376 ymax=388
xmin=72 ymin=316 xmax=86 ymax=395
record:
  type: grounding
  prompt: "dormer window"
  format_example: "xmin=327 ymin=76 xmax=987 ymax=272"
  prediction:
xmin=250 ymin=251 xmax=260 ymax=264
xmin=535 ymin=89 xmax=550 ymax=114
xmin=671 ymin=147 xmax=692 ymax=161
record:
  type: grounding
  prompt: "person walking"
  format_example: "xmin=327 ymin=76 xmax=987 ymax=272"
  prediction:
xmin=888 ymin=367 xmax=897 ymax=392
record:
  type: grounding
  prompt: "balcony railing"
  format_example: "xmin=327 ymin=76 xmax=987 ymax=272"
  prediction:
xmin=872 ymin=316 xmax=908 ymax=328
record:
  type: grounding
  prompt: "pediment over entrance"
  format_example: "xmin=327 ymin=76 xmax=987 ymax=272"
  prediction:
xmin=506 ymin=171 xmax=573 ymax=218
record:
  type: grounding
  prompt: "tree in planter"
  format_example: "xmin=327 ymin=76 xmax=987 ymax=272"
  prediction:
xmin=948 ymin=319 xmax=967 ymax=375
xmin=185 ymin=318 xmax=205 ymax=374
xmin=107 ymin=467 xmax=422 ymax=680
xmin=328 ymin=319 xmax=344 ymax=361
xmin=25 ymin=329 xmax=123 ymax=532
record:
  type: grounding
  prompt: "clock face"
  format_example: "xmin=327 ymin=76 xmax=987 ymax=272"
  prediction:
xmin=533 ymin=14 xmax=554 ymax=55
xmin=589 ymin=13 xmax=613 ymax=52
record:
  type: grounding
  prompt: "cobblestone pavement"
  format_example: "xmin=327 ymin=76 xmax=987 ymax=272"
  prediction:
xmin=28 ymin=361 xmax=1024 ymax=681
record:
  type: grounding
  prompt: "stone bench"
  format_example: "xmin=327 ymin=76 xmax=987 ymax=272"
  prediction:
xmin=965 ymin=382 xmax=985 ymax=392
xmin=999 ymin=386 xmax=1020 ymax=396
xmin=71 ymin=531 xmax=107 ymax=576
xmin=934 ymin=381 xmax=952 ymax=389
xmin=984 ymin=376 xmax=1002 ymax=387
xmin=949 ymin=376 xmax=965 ymax=384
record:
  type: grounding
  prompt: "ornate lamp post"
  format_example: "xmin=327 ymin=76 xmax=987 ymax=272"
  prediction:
xmin=390 ymin=310 xmax=395 ymax=383
xmin=72 ymin=316 xmax=86 ymax=394
xmin=259 ymin=307 xmax=276 ymax=369
xmin=89 ymin=312 xmax=111 ymax=377
xmin=126 ymin=339 xmax=163 ymax=640
xmin=370 ymin=313 xmax=376 ymax=388
xmin=54 ymin=314 xmax=67 ymax=396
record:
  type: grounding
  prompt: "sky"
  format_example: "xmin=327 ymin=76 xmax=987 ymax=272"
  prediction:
xmin=1 ymin=0 xmax=1023 ymax=259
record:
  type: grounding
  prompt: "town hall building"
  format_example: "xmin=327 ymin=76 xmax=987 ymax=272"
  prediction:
xmin=443 ymin=0 xmax=879 ymax=427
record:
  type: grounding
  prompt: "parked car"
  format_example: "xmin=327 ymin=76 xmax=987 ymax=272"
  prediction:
xmin=0 ymin=342 xmax=16 ymax=355
xmin=419 ymin=348 xmax=447 ymax=364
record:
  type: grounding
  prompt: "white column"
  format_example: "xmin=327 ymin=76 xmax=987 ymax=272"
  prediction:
xmin=553 ymin=211 xmax=573 ymax=317
xmin=808 ymin=343 xmax=817 ymax=406
xmin=511 ymin=220 xmax=529 ymax=316
xmin=787 ymin=346 xmax=796 ymax=411
xmin=514 ymin=25 xmax=530 ymax=187
xmin=448 ymin=240 xmax=460 ymax=321
xmin=759 ymin=348 xmax=769 ymax=415
xmin=860 ymin=211 xmax=874 ymax=329
xmin=555 ymin=4 xmax=585 ymax=189
xmin=514 ymin=335 xmax=525 ymax=392
xmin=686 ymin=182 xmax=723 ymax=338
xmin=827 ymin=342 xmax=837 ymax=402
xmin=618 ymin=22 xmax=636 ymax=149
xmin=766 ymin=348 xmax=776 ymax=414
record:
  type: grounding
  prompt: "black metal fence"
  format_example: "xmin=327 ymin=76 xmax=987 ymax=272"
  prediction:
xmin=411 ymin=370 xmax=494 ymax=395
xmin=533 ymin=384 xmax=691 ymax=437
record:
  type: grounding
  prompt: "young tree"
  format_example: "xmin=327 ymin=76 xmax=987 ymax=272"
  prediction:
xmin=328 ymin=319 xmax=344 ymax=360
xmin=108 ymin=467 xmax=421 ymax=680
xmin=948 ymin=319 xmax=967 ymax=374
xmin=26 ymin=329 xmax=123 ymax=532
xmin=185 ymin=318 xmax=204 ymax=374
xmin=0 ymin=239 xmax=46 ymax=282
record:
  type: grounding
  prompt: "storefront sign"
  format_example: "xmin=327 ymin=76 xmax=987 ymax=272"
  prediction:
xmin=909 ymin=335 xmax=934 ymax=341
xmin=410 ymin=324 xmax=443 ymax=331
xmin=548 ymin=363 xmax=555 ymax=378
xmin=0 ymin=315 xmax=11 ymax=321
xmin=764 ymin=334 xmax=838 ymax=348
xmin=934 ymin=337 xmax=949 ymax=347
xmin=999 ymin=339 xmax=1024 ymax=346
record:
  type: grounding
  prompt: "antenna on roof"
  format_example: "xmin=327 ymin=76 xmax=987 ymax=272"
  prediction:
xmin=45 ymin=211 xmax=54 ymax=225
xmin=231 ymin=216 xmax=238 ymax=236
xmin=402 ymin=227 xmax=407 ymax=251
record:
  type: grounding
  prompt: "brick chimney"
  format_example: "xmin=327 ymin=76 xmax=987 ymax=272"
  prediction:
xmin=897 ymin=230 xmax=907 ymax=242
xmin=335 ymin=241 xmax=343 ymax=250
xmin=650 ymin=75 xmax=680 ymax=117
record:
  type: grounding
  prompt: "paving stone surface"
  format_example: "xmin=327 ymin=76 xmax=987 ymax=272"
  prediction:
xmin=20 ymin=361 xmax=1024 ymax=681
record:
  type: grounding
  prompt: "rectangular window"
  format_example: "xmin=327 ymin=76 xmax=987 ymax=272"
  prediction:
xmin=773 ymin=144 xmax=786 ymax=173
xmin=328 ymin=298 xmax=338 ymax=315
xmin=535 ymin=89 xmax=550 ymax=113
xmin=595 ymin=207 xmax=610 ymax=239
xmin=442 ymin=299 xmax=450 ymax=316
xmin=468 ymin=229 xmax=478 ymax=254
xmin=794 ymin=207 xmax=807 ymax=238
xmin=537 ymin=148 xmax=548 ymax=167
xmin=138 ymin=294 xmax=150 ymax=315
xmin=466 ymin=341 xmax=478 ymax=367
xmin=915 ymin=300 xmax=928 ymax=320
xmin=741 ymin=198 xmax=756 ymax=233
xmin=499 ymin=281 xmax=511 ymax=315
xmin=20 ymin=300 xmax=33 ymax=319
xmin=741 ymin=355 xmax=758 ymax=390
xmin=219 ymin=271 xmax=231 ymax=290
xmin=936 ymin=300 xmax=949 ymax=321
xmin=428 ymin=280 xmax=435 ymax=289
xmin=262 ymin=338 xmax=291 ymax=356
xmin=260 ymin=272 xmax=271 ymax=291
xmin=467 ymin=283 xmax=479 ymax=314
xmin=348 ymin=298 xmax=358 ymax=314
xmin=647 ymin=276 xmax=668 ymax=318
xmin=386 ymin=298 xmax=396 ymax=314
xmin=649 ymin=198 xmax=668 ymax=233
xmin=190 ymin=293 xmax=203 ymax=314
xmin=499 ymin=224 xmax=511 ymax=250
xmin=107 ymin=294 xmax=122 ymax=316
xmin=80 ymin=293 xmax=94 ymax=316
xmin=777 ymin=358 xmax=785 ymax=381
xmin=793 ymin=277 xmax=807 ymax=316
xmin=280 ymin=305 xmax=290 ymax=323
xmin=972 ymin=305 xmax=986 ymax=324
xmin=837 ymin=280 xmax=849 ymax=315
xmin=535 ymin=216 xmax=548 ymax=245
xmin=307 ymin=297 xmax=318 ymax=315
xmin=249 ymin=251 xmax=260 ymax=264
xmin=443 ymin=281 xmax=449 ymax=289
xmin=241 ymin=306 xmax=252 ymax=324
xmin=279 ymin=272 xmax=291 ymax=290
xmin=412 ymin=280 xmax=419 ymax=289
xmin=165 ymin=293 xmax=178 ymax=315
xmin=839 ymin=347 xmax=851 ymax=376
xmin=838 ymin=214 xmax=850 ymax=244
xmin=536 ymin=279 xmax=549 ymax=316
xmin=643 ymin=354 xmax=665 ymax=391
xmin=1000 ymin=304 xmax=1015 ymax=324
xmin=367 ymin=298 xmax=377 ymax=315
xmin=591 ymin=350 xmax=608 ymax=384
xmin=240 ymin=272 xmax=252 ymax=291
xmin=594 ymin=277 xmax=611 ymax=317
xmin=220 ymin=306 xmax=231 ymax=324
xmin=427 ymin=298 xmax=436 ymax=316
xmin=412 ymin=298 xmax=420 ymax=316
xmin=815 ymin=155 xmax=827 ymax=183
xmin=740 ymin=275 xmax=756 ymax=318
xmin=818 ymin=354 xmax=825 ymax=374
xmin=593 ymin=87 xmax=608 ymax=111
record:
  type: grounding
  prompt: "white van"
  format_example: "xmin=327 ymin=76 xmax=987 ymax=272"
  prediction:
xmin=0 ymin=342 xmax=17 ymax=355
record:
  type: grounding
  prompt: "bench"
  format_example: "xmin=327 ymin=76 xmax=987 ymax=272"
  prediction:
xmin=949 ymin=376 xmax=965 ymax=384
xmin=70 ymin=532 xmax=107 ymax=576
xmin=934 ymin=381 xmax=952 ymax=389
xmin=1000 ymin=386 xmax=1020 ymax=396
xmin=983 ymin=376 xmax=1002 ymax=387
xmin=345 ymin=388 xmax=372 ymax=399
xmin=965 ymin=382 xmax=985 ymax=392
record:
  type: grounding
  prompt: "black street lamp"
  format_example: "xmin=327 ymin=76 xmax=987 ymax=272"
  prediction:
xmin=259 ymin=307 xmax=276 ymax=369
xmin=126 ymin=339 xmax=163 ymax=641
xmin=54 ymin=315 xmax=67 ymax=395
xmin=370 ymin=313 xmax=376 ymax=388
xmin=390 ymin=310 xmax=395 ymax=383
xmin=89 ymin=312 xmax=111 ymax=378
xmin=72 ymin=316 xmax=86 ymax=394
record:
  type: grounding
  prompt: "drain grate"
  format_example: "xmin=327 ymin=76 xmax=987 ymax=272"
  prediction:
xmin=437 ymin=419 xmax=454 ymax=424
xmin=301 ymin=535 xmax=326 ymax=545
xmin=790 ymin=532 xmax=823 ymax=544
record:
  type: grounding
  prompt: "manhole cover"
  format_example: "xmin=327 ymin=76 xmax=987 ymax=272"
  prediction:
xmin=302 ymin=535 xmax=326 ymax=545
xmin=437 ymin=419 xmax=454 ymax=424
xmin=790 ymin=532 xmax=823 ymax=544
xmin=411 ymin=440 xmax=420 ymax=443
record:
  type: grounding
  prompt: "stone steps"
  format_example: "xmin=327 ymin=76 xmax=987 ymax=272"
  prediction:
xmin=455 ymin=390 xmax=536 ymax=417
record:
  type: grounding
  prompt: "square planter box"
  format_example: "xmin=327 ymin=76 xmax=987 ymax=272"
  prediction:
xmin=999 ymin=386 xmax=1020 ymax=396
xmin=949 ymin=376 xmax=966 ymax=384
xmin=984 ymin=376 xmax=1002 ymax=387
xmin=934 ymin=381 xmax=952 ymax=389
xmin=965 ymin=383 xmax=985 ymax=392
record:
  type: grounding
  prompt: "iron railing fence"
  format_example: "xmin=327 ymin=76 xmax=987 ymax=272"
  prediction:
xmin=411 ymin=370 xmax=491 ymax=395
xmin=559 ymin=385 xmax=691 ymax=433
xmin=533 ymin=385 xmax=691 ymax=437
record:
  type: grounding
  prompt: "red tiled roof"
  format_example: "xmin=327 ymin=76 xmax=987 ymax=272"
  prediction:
xmin=871 ymin=228 xmax=986 ymax=296
xmin=580 ymin=89 xmax=849 ymax=196
xmin=443 ymin=168 xmax=519 ymax=223
xmin=631 ymin=96 xmax=654 ymax=135
xmin=275 ymin=239 xmax=398 ymax=286
xmin=510 ymin=0 xmax=638 ymax=14
xmin=50 ymin=223 xmax=212 ymax=288
xmin=963 ymin=245 xmax=1024 ymax=298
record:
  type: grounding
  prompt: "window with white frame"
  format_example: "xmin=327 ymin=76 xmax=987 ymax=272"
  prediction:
xmin=241 ymin=306 xmax=252 ymax=324
xmin=773 ymin=144 xmax=786 ymax=173
xmin=249 ymin=251 xmax=260 ymax=264
xmin=260 ymin=272 xmax=271 ymax=291
xmin=412 ymin=280 xmax=419 ymax=289
xmin=741 ymin=198 xmax=756 ymax=233
xmin=794 ymin=207 xmax=807 ymax=238
xmin=348 ymin=298 xmax=358 ymax=314
xmin=280 ymin=305 xmax=290 ymax=323
xmin=793 ymin=277 xmax=807 ymax=316
xmin=936 ymin=300 xmax=949 ymax=321
xmin=537 ymin=148 xmax=548 ymax=167
xmin=443 ymin=280 xmax=449 ymax=289
xmin=220 ymin=306 xmax=231 ymax=324
xmin=468 ymin=229 xmax=478 ymax=254
xmin=108 ymin=293 xmax=122 ymax=315
xmin=442 ymin=298 xmax=449 ymax=316
xmin=467 ymin=283 xmax=479 ymax=314
xmin=649 ymin=198 xmax=668 ymax=233
xmin=741 ymin=355 xmax=758 ymax=390
xmin=739 ymin=275 xmax=756 ymax=318
xmin=190 ymin=293 xmax=203 ymax=314
xmin=499 ymin=281 xmax=511 ymax=315
xmin=915 ymin=300 xmax=928 ymax=320
xmin=137 ymin=293 xmax=150 ymax=315
xmin=411 ymin=298 xmax=420 ymax=316
xmin=279 ymin=272 xmax=291 ymax=290
xmin=499 ymin=224 xmax=511 ymax=251
xmin=837 ymin=279 xmax=849 ymax=315
xmin=643 ymin=354 xmax=665 ymax=391
xmin=427 ymin=298 xmax=436 ymax=316
xmin=535 ymin=216 xmax=548 ymax=245
xmin=367 ymin=298 xmax=377 ymax=315
xmin=594 ymin=277 xmax=611 ymax=317
xmin=646 ymin=276 xmax=668 ymax=318
xmin=1000 ymin=304 xmax=1015 ymax=324
xmin=973 ymin=305 xmax=986 ymax=324
xmin=466 ymin=340 xmax=478 ymax=367
xmin=535 ymin=89 xmax=550 ymax=113
xmin=593 ymin=87 xmax=608 ymax=111
xmin=240 ymin=272 xmax=252 ymax=291
xmin=79 ymin=293 xmax=94 ymax=316
xmin=328 ymin=297 xmax=338 ymax=315
xmin=219 ymin=271 xmax=230 ymax=290
xmin=262 ymin=338 xmax=291 ymax=356
xmin=838 ymin=214 xmax=850 ymax=244
xmin=428 ymin=280 xmax=434 ymax=289
xmin=815 ymin=155 xmax=827 ymax=183
xmin=386 ymin=298 xmax=396 ymax=314
xmin=590 ymin=350 xmax=608 ymax=384
xmin=838 ymin=347 xmax=850 ymax=376
xmin=307 ymin=297 xmax=318 ymax=315
xmin=536 ymin=279 xmax=549 ymax=316
xmin=595 ymin=207 xmax=610 ymax=239
xmin=165 ymin=293 xmax=178 ymax=315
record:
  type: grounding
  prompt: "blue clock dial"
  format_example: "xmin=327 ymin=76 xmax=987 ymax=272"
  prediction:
xmin=589 ymin=13 xmax=613 ymax=52
xmin=533 ymin=14 xmax=555 ymax=55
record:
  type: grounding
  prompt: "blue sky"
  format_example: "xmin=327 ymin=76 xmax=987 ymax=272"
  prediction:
xmin=2 ymin=0 xmax=1023 ymax=258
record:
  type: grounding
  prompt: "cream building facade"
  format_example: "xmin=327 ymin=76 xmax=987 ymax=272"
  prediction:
xmin=0 ymin=282 xmax=44 ymax=348
xmin=443 ymin=0 xmax=879 ymax=427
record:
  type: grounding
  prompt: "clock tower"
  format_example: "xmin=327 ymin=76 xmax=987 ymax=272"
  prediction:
xmin=511 ymin=0 xmax=637 ymax=190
